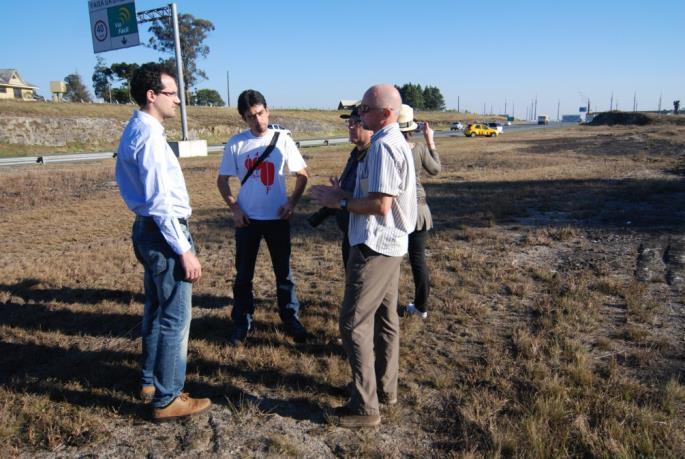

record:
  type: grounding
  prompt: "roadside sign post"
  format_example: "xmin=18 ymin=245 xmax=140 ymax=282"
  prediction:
xmin=88 ymin=2 xmax=193 ymax=144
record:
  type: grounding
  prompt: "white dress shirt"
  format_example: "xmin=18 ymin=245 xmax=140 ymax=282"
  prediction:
xmin=115 ymin=110 xmax=192 ymax=255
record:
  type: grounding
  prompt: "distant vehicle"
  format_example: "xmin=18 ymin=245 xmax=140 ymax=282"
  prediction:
xmin=450 ymin=121 xmax=464 ymax=131
xmin=487 ymin=122 xmax=504 ymax=134
xmin=464 ymin=123 xmax=499 ymax=137
xmin=537 ymin=115 xmax=549 ymax=125
xmin=268 ymin=123 xmax=292 ymax=136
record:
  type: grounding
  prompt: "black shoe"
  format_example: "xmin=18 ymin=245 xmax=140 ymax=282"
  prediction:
xmin=283 ymin=316 xmax=309 ymax=343
xmin=229 ymin=325 xmax=250 ymax=346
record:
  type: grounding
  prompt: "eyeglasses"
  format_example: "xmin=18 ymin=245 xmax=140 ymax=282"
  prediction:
xmin=357 ymin=104 xmax=383 ymax=114
xmin=158 ymin=90 xmax=178 ymax=97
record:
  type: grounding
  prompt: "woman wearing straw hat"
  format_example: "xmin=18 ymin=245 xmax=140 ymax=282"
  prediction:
xmin=397 ymin=104 xmax=441 ymax=319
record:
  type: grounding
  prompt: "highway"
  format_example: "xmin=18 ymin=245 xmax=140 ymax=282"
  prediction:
xmin=0 ymin=123 xmax=571 ymax=168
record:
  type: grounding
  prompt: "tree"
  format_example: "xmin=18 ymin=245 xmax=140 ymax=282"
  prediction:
xmin=64 ymin=73 xmax=92 ymax=103
xmin=423 ymin=86 xmax=445 ymax=111
xmin=92 ymin=56 xmax=114 ymax=102
xmin=396 ymin=83 xmax=424 ymax=110
xmin=191 ymin=88 xmax=224 ymax=106
xmin=147 ymin=13 xmax=215 ymax=94
xmin=110 ymin=62 xmax=140 ymax=103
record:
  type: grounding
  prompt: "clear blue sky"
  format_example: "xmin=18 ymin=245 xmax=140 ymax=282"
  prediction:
xmin=2 ymin=0 xmax=683 ymax=118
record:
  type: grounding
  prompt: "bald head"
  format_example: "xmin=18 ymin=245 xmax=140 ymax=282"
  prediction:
xmin=359 ymin=84 xmax=402 ymax=131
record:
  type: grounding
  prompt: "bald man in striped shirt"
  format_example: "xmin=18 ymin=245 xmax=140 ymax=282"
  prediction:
xmin=311 ymin=84 xmax=417 ymax=427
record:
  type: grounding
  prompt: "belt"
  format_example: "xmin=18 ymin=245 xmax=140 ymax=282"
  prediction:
xmin=135 ymin=215 xmax=188 ymax=225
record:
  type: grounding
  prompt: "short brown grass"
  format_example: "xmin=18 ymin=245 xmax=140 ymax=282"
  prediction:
xmin=1 ymin=123 xmax=684 ymax=456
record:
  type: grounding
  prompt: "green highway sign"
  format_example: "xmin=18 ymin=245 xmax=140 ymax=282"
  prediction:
xmin=88 ymin=0 xmax=140 ymax=53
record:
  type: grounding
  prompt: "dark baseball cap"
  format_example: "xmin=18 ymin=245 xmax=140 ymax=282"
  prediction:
xmin=340 ymin=107 xmax=360 ymax=120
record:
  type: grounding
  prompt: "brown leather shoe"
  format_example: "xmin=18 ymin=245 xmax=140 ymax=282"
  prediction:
xmin=140 ymin=386 xmax=155 ymax=404
xmin=152 ymin=393 xmax=211 ymax=422
xmin=329 ymin=404 xmax=381 ymax=428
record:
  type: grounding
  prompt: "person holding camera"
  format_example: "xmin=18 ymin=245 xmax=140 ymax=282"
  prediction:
xmin=216 ymin=89 xmax=309 ymax=346
xmin=311 ymin=84 xmax=416 ymax=427
xmin=308 ymin=106 xmax=373 ymax=268
xmin=397 ymin=104 xmax=441 ymax=320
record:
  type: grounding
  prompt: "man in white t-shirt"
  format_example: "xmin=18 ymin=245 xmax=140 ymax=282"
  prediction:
xmin=217 ymin=89 xmax=309 ymax=346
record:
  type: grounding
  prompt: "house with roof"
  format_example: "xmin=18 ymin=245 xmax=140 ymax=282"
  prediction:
xmin=0 ymin=69 xmax=38 ymax=100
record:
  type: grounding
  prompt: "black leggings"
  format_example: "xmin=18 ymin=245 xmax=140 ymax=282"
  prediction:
xmin=407 ymin=229 xmax=430 ymax=312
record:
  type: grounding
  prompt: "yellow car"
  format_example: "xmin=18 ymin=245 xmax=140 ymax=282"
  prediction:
xmin=464 ymin=123 xmax=499 ymax=137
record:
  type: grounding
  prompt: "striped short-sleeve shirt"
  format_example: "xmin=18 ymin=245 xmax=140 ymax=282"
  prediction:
xmin=348 ymin=123 xmax=417 ymax=257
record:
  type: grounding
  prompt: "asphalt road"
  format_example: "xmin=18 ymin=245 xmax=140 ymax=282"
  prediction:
xmin=0 ymin=122 xmax=573 ymax=168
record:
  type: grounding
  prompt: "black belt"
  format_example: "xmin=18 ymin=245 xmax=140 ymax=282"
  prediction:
xmin=135 ymin=215 xmax=188 ymax=225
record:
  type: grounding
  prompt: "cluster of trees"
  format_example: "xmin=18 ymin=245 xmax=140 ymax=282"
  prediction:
xmin=395 ymin=83 xmax=445 ymax=111
xmin=62 ymin=13 xmax=220 ymax=105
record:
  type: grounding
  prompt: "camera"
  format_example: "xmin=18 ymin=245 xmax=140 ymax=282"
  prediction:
xmin=307 ymin=207 xmax=336 ymax=227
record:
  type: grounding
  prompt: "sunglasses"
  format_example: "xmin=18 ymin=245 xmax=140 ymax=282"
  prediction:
xmin=357 ymin=104 xmax=384 ymax=114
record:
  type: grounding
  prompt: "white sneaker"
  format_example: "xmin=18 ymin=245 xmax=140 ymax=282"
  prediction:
xmin=406 ymin=303 xmax=427 ymax=319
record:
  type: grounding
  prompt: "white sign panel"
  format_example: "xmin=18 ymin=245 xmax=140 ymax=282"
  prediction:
xmin=88 ymin=0 xmax=139 ymax=53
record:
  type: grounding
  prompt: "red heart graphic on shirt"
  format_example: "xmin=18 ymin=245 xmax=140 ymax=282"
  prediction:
xmin=259 ymin=161 xmax=275 ymax=193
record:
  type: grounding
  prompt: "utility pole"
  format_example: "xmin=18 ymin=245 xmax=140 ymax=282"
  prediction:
xmin=633 ymin=91 xmax=637 ymax=112
xmin=610 ymin=91 xmax=614 ymax=111
xmin=457 ymin=95 xmax=460 ymax=113
xmin=557 ymin=99 xmax=560 ymax=121
xmin=530 ymin=100 xmax=534 ymax=120
xmin=226 ymin=70 xmax=230 ymax=107
xmin=658 ymin=92 xmax=662 ymax=113
xmin=483 ymin=102 xmax=486 ymax=115
xmin=534 ymin=97 xmax=538 ymax=120
xmin=512 ymin=103 xmax=515 ymax=119
xmin=504 ymin=98 xmax=507 ymax=115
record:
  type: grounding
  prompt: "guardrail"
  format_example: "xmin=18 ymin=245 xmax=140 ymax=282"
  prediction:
xmin=0 ymin=137 xmax=350 ymax=168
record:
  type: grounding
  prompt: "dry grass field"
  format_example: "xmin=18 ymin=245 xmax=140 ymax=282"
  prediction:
xmin=1 ymin=122 xmax=684 ymax=457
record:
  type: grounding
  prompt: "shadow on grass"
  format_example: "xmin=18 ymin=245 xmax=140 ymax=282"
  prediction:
xmin=0 ymin=279 xmax=231 ymax=309
xmin=424 ymin=177 xmax=685 ymax=233
xmin=1 ymin=293 xmax=341 ymax=424
xmin=196 ymin=176 xmax=685 ymax=246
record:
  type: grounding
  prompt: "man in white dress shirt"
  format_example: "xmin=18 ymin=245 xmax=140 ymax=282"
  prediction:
xmin=115 ymin=62 xmax=210 ymax=422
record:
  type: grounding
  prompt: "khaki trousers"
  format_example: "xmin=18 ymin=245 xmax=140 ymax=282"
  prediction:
xmin=339 ymin=244 xmax=401 ymax=416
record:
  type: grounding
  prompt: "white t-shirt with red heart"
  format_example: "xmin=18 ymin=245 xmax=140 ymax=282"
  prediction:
xmin=218 ymin=129 xmax=307 ymax=220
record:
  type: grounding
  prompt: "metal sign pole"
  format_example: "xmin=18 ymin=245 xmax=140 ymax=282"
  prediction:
xmin=170 ymin=3 xmax=188 ymax=140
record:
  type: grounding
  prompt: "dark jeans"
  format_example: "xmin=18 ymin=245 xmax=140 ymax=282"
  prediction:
xmin=408 ymin=229 xmax=430 ymax=312
xmin=232 ymin=219 xmax=300 ymax=329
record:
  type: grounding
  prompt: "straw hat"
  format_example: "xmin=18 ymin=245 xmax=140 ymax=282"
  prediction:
xmin=398 ymin=104 xmax=418 ymax=132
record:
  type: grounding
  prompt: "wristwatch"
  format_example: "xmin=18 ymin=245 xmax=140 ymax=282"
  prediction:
xmin=338 ymin=198 xmax=348 ymax=210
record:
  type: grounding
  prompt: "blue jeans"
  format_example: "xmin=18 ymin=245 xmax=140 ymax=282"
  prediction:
xmin=132 ymin=217 xmax=193 ymax=408
xmin=232 ymin=219 xmax=300 ymax=329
